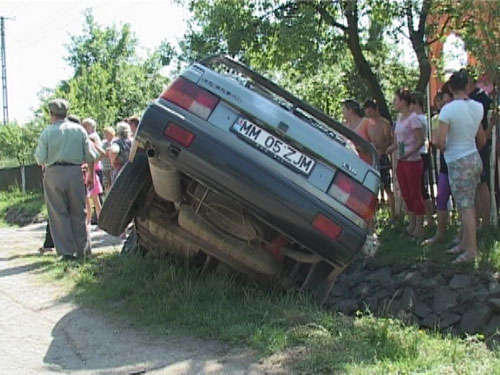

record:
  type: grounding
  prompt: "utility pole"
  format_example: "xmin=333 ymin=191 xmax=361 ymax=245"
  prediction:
xmin=1 ymin=16 xmax=14 ymax=125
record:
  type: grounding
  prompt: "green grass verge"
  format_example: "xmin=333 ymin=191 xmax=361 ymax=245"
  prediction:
xmin=375 ymin=206 xmax=500 ymax=271
xmin=24 ymin=251 xmax=500 ymax=375
xmin=0 ymin=190 xmax=46 ymax=226
xmin=3 ymin=195 xmax=500 ymax=373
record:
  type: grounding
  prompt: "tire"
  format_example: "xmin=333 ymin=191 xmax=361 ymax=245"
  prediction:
xmin=98 ymin=152 xmax=151 ymax=236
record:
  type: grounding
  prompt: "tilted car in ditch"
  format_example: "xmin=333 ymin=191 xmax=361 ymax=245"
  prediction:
xmin=99 ymin=55 xmax=380 ymax=303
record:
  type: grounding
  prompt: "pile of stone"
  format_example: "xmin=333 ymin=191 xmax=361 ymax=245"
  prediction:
xmin=326 ymin=257 xmax=500 ymax=341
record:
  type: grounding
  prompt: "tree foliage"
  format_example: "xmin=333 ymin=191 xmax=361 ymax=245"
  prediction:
xmin=39 ymin=10 xmax=173 ymax=130
xmin=0 ymin=122 xmax=43 ymax=167
xmin=66 ymin=10 xmax=137 ymax=76
xmin=457 ymin=0 xmax=500 ymax=89
xmin=457 ymin=0 xmax=500 ymax=227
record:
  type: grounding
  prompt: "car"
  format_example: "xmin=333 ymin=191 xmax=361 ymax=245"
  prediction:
xmin=99 ymin=55 xmax=380 ymax=303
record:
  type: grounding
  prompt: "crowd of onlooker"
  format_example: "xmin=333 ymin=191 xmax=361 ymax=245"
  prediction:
xmin=68 ymin=114 xmax=136 ymax=226
xmin=345 ymin=69 xmax=497 ymax=264
xmin=34 ymin=67 xmax=497 ymax=264
xmin=36 ymin=108 xmax=137 ymax=257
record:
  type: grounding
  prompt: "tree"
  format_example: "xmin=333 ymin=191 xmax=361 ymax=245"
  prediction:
xmin=400 ymin=0 xmax=433 ymax=93
xmin=39 ymin=9 xmax=173 ymax=130
xmin=180 ymin=0 xmax=418 ymax=121
xmin=64 ymin=64 xmax=118 ymax=128
xmin=397 ymin=0 xmax=456 ymax=94
xmin=458 ymin=0 xmax=500 ymax=227
xmin=0 ymin=122 xmax=43 ymax=193
xmin=66 ymin=10 xmax=137 ymax=77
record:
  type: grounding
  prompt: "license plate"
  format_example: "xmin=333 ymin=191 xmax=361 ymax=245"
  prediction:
xmin=233 ymin=117 xmax=315 ymax=175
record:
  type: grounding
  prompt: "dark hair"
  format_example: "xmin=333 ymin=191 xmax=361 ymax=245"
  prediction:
xmin=411 ymin=91 xmax=425 ymax=108
xmin=449 ymin=70 xmax=469 ymax=92
xmin=440 ymin=82 xmax=454 ymax=99
xmin=395 ymin=88 xmax=412 ymax=105
xmin=434 ymin=90 xmax=443 ymax=105
xmin=67 ymin=114 xmax=81 ymax=124
xmin=363 ymin=98 xmax=378 ymax=110
xmin=342 ymin=99 xmax=363 ymax=117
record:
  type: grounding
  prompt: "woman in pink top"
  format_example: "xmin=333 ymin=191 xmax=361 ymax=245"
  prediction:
xmin=387 ymin=89 xmax=425 ymax=238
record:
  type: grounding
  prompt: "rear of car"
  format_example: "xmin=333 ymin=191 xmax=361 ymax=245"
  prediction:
xmin=105 ymin=55 xmax=380 ymax=301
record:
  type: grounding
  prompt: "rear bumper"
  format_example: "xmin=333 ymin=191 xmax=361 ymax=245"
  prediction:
xmin=136 ymin=101 xmax=367 ymax=266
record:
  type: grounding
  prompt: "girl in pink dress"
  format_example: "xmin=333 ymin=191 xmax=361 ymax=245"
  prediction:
xmin=85 ymin=135 xmax=104 ymax=226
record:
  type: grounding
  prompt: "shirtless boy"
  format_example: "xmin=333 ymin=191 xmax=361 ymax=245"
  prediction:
xmin=359 ymin=99 xmax=395 ymax=216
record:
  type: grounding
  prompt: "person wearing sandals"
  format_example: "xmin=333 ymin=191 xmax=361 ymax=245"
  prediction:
xmin=435 ymin=71 xmax=486 ymax=264
xmin=101 ymin=127 xmax=116 ymax=193
xmin=410 ymin=91 xmax=435 ymax=228
xmin=387 ymin=89 xmax=425 ymax=239
xmin=38 ymin=221 xmax=54 ymax=253
xmin=362 ymin=99 xmax=395 ymax=217
xmin=423 ymin=87 xmax=454 ymax=246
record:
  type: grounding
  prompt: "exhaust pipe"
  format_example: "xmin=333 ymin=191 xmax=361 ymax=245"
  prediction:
xmin=178 ymin=204 xmax=281 ymax=278
xmin=146 ymin=147 xmax=156 ymax=158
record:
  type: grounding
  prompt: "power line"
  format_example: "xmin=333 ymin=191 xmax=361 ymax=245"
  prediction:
xmin=15 ymin=14 xmax=85 ymax=51
xmin=11 ymin=3 xmax=79 ymax=47
xmin=13 ymin=3 xmax=109 ymax=52
xmin=1 ymin=16 xmax=15 ymax=125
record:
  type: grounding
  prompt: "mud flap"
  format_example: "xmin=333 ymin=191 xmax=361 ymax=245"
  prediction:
xmin=301 ymin=261 xmax=347 ymax=305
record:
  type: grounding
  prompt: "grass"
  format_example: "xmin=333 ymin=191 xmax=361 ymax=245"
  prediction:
xmin=0 ymin=189 xmax=46 ymax=226
xmin=375 ymin=206 xmax=500 ymax=271
xmin=21 ymin=251 xmax=500 ymax=375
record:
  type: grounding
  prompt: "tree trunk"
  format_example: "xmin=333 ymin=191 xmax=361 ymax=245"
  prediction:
xmin=343 ymin=3 xmax=391 ymax=121
xmin=407 ymin=0 xmax=432 ymax=94
xmin=490 ymin=90 xmax=498 ymax=228
xmin=412 ymin=41 xmax=431 ymax=94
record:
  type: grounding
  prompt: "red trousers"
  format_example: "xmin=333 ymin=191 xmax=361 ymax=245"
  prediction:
xmin=396 ymin=159 xmax=425 ymax=215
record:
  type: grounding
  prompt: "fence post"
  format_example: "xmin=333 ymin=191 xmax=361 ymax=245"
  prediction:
xmin=20 ymin=165 xmax=25 ymax=194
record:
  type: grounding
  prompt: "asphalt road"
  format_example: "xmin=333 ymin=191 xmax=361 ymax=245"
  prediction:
xmin=0 ymin=223 xmax=290 ymax=375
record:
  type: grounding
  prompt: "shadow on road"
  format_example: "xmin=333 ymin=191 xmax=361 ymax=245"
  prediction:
xmin=43 ymin=308 xmax=252 ymax=374
xmin=89 ymin=230 xmax=123 ymax=249
xmin=0 ymin=261 xmax=53 ymax=278
xmin=0 ymin=253 xmax=43 ymax=262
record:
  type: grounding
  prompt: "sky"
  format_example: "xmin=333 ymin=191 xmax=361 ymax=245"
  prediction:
xmin=1 ymin=0 xmax=190 ymax=124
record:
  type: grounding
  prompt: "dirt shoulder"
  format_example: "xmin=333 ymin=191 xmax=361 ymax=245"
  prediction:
xmin=0 ymin=223 xmax=291 ymax=375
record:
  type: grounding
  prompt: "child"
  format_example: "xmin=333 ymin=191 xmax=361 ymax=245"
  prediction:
xmin=85 ymin=134 xmax=104 ymax=226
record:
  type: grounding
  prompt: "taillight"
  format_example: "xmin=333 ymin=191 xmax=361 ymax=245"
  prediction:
xmin=328 ymin=173 xmax=377 ymax=221
xmin=164 ymin=122 xmax=195 ymax=147
xmin=312 ymin=213 xmax=342 ymax=240
xmin=160 ymin=77 xmax=219 ymax=120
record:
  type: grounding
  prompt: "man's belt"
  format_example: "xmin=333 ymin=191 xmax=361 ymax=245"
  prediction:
xmin=51 ymin=162 xmax=80 ymax=166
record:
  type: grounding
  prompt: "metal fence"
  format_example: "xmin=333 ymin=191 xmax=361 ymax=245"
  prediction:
xmin=0 ymin=164 xmax=43 ymax=192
